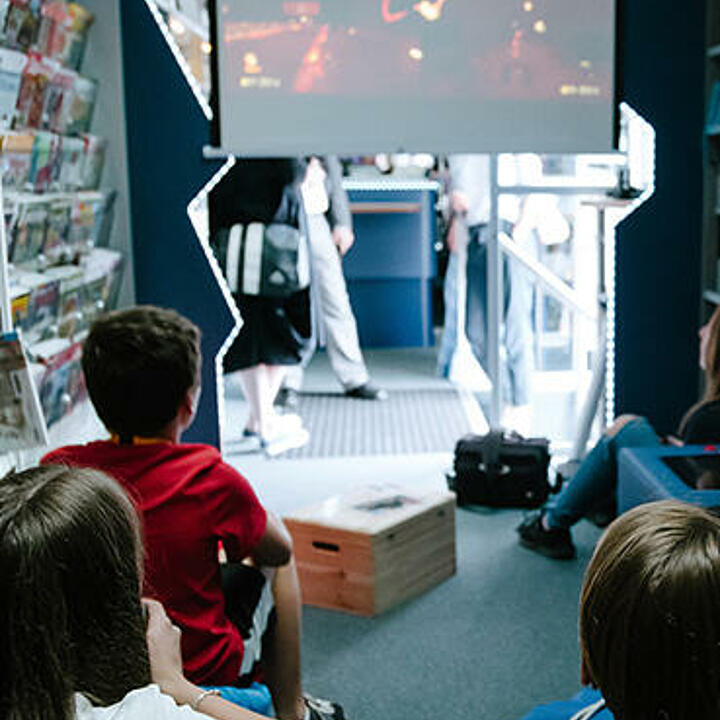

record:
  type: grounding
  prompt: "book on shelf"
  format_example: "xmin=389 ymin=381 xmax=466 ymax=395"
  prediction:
xmin=707 ymin=81 xmax=720 ymax=132
xmin=1 ymin=130 xmax=107 ymax=192
xmin=0 ymin=46 xmax=26 ymax=129
xmin=6 ymin=190 xmax=114 ymax=270
xmin=36 ymin=336 xmax=85 ymax=427
xmin=0 ymin=330 xmax=48 ymax=451
xmin=1 ymin=1 xmax=94 ymax=71
xmin=15 ymin=54 xmax=97 ymax=135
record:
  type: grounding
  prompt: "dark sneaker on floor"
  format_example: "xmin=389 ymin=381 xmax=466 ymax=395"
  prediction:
xmin=586 ymin=507 xmax=616 ymax=528
xmin=345 ymin=383 xmax=388 ymax=401
xmin=275 ymin=387 xmax=300 ymax=410
xmin=517 ymin=510 xmax=576 ymax=560
xmin=303 ymin=694 xmax=345 ymax=720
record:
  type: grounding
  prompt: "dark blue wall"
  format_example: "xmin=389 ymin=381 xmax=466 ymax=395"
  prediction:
xmin=615 ymin=0 xmax=705 ymax=434
xmin=119 ymin=0 xmax=232 ymax=446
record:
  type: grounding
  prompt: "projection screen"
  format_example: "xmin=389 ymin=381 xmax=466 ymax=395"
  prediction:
xmin=210 ymin=0 xmax=617 ymax=155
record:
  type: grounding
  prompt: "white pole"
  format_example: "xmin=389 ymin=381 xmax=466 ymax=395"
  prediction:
xmin=487 ymin=154 xmax=502 ymax=428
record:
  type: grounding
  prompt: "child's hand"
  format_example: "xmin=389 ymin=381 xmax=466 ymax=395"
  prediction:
xmin=143 ymin=598 xmax=193 ymax=701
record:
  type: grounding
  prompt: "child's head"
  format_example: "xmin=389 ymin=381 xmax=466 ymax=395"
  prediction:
xmin=580 ymin=500 xmax=720 ymax=720
xmin=82 ymin=305 xmax=201 ymax=440
xmin=0 ymin=465 xmax=150 ymax=719
xmin=701 ymin=306 xmax=720 ymax=400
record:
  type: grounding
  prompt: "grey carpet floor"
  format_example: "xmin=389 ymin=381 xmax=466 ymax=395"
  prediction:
xmin=300 ymin=508 xmax=602 ymax=720
xmin=282 ymin=389 xmax=472 ymax=459
xmin=222 ymin=348 xmax=604 ymax=720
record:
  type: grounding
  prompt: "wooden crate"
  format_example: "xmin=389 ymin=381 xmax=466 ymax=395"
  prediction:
xmin=284 ymin=486 xmax=456 ymax=616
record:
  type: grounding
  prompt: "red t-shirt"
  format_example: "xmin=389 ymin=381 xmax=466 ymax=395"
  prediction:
xmin=42 ymin=441 xmax=268 ymax=685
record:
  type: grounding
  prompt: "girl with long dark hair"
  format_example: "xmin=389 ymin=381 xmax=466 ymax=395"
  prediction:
xmin=0 ymin=464 xmax=268 ymax=720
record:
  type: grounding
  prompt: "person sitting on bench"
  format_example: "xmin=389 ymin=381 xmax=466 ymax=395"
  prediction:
xmin=518 ymin=307 xmax=720 ymax=559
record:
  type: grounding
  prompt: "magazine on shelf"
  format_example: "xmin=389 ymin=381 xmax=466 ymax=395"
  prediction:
xmin=37 ymin=337 xmax=86 ymax=427
xmin=0 ymin=330 xmax=48 ymax=451
xmin=0 ymin=46 xmax=25 ymax=128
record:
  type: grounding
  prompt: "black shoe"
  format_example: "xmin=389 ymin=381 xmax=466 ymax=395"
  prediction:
xmin=344 ymin=383 xmax=388 ymax=401
xmin=517 ymin=510 xmax=576 ymax=560
xmin=586 ymin=507 xmax=616 ymax=528
xmin=275 ymin=387 xmax=300 ymax=410
xmin=303 ymin=694 xmax=345 ymax=720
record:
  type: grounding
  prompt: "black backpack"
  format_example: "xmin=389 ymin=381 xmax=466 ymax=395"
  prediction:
xmin=447 ymin=430 xmax=551 ymax=508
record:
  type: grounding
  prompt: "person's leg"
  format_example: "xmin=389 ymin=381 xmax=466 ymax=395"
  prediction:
xmin=238 ymin=366 xmax=265 ymax=435
xmin=283 ymin=365 xmax=304 ymax=394
xmin=437 ymin=250 xmax=459 ymax=377
xmin=504 ymin=255 xmax=533 ymax=409
xmin=306 ymin=214 xmax=369 ymax=390
xmin=218 ymin=564 xmax=301 ymax=717
xmin=545 ymin=416 xmax=661 ymax=529
xmin=240 ymin=366 xmax=307 ymax=453
xmin=464 ymin=228 xmax=489 ymax=374
xmin=262 ymin=559 xmax=306 ymax=720
xmin=241 ymin=364 xmax=288 ymax=437
xmin=278 ymin=287 xmax=316 ymax=405
xmin=265 ymin=365 xmax=288 ymax=406
xmin=222 ymin=561 xmax=343 ymax=720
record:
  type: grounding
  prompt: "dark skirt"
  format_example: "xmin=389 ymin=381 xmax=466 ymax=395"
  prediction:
xmin=224 ymin=288 xmax=312 ymax=372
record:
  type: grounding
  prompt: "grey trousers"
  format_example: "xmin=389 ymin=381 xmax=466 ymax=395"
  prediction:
xmin=284 ymin=214 xmax=369 ymax=391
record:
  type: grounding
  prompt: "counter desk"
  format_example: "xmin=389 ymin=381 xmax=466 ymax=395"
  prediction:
xmin=341 ymin=178 xmax=439 ymax=348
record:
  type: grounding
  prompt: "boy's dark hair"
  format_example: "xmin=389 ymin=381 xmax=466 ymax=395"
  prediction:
xmin=0 ymin=465 xmax=150 ymax=720
xmin=82 ymin=306 xmax=201 ymax=439
xmin=580 ymin=500 xmax=720 ymax=720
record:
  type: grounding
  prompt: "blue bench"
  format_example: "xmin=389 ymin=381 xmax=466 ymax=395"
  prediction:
xmin=618 ymin=445 xmax=720 ymax=513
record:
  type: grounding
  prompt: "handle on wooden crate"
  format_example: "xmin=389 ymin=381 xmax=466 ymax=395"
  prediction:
xmin=311 ymin=540 xmax=340 ymax=554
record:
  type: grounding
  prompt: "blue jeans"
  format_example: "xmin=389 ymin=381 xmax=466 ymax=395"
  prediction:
xmin=437 ymin=226 xmax=533 ymax=406
xmin=437 ymin=250 xmax=459 ymax=378
xmin=546 ymin=417 xmax=661 ymax=530
xmin=202 ymin=682 xmax=273 ymax=715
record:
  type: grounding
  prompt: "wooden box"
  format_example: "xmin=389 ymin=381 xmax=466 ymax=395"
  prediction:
xmin=284 ymin=486 xmax=456 ymax=616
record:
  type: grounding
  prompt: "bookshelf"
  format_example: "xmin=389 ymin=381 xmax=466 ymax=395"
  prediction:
xmin=0 ymin=1 xmax=122 ymax=451
xmin=704 ymin=0 xmax=720 ymax=303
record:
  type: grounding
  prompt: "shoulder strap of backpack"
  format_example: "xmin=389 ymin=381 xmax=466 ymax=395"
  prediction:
xmin=226 ymin=224 xmax=243 ymax=293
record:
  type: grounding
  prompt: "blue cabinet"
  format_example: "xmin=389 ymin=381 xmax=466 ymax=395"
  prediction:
xmin=343 ymin=181 xmax=438 ymax=348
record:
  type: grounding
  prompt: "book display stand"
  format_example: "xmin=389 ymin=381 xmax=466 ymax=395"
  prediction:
xmin=0 ymin=1 xmax=122 ymax=455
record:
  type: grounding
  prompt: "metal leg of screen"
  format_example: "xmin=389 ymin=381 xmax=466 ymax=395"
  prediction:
xmin=487 ymin=154 xmax=503 ymax=429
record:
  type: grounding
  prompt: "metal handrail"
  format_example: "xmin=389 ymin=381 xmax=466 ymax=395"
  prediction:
xmin=497 ymin=232 xmax=598 ymax=320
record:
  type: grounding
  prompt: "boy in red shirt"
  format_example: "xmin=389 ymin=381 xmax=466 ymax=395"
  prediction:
xmin=42 ymin=305 xmax=344 ymax=720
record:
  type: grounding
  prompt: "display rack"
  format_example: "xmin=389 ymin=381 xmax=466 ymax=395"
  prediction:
xmin=0 ymin=1 xmax=122 ymax=453
xmin=704 ymin=1 xmax=720 ymax=307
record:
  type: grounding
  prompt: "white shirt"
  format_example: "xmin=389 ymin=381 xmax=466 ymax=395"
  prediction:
xmin=301 ymin=157 xmax=330 ymax=216
xmin=448 ymin=154 xmax=491 ymax=227
xmin=75 ymin=685 xmax=206 ymax=720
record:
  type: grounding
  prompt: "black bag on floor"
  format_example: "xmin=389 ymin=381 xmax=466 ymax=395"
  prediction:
xmin=447 ymin=430 xmax=551 ymax=508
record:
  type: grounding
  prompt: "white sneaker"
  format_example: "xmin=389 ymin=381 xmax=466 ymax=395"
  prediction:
xmin=270 ymin=413 xmax=304 ymax=432
xmin=261 ymin=421 xmax=309 ymax=457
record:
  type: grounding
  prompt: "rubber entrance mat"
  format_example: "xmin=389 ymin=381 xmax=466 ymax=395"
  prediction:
xmin=283 ymin=389 xmax=472 ymax=459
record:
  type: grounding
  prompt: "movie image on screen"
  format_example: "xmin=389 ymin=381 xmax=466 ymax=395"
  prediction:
xmin=212 ymin=0 xmax=616 ymax=155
